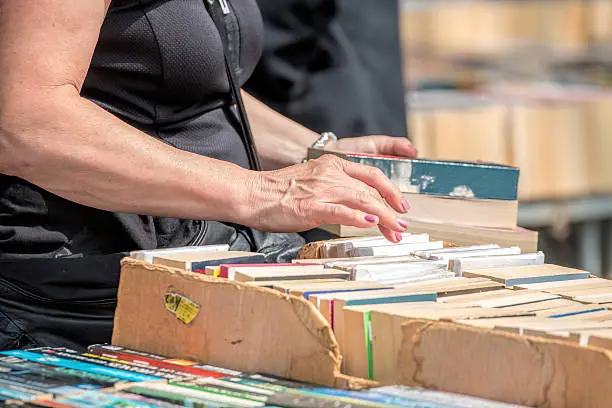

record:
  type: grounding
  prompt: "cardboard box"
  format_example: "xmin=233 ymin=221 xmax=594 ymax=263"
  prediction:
xmin=112 ymin=258 xmax=373 ymax=389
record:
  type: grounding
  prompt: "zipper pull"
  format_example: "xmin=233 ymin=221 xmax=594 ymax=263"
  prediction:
xmin=218 ymin=0 xmax=230 ymax=14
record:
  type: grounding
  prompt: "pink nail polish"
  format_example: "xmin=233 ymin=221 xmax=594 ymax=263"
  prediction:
xmin=395 ymin=232 xmax=402 ymax=242
xmin=402 ymin=199 xmax=410 ymax=212
xmin=398 ymin=219 xmax=408 ymax=229
xmin=365 ymin=215 xmax=377 ymax=223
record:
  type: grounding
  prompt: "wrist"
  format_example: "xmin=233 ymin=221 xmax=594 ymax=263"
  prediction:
xmin=239 ymin=169 xmax=288 ymax=230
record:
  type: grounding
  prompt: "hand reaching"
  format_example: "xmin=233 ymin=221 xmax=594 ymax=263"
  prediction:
xmin=243 ymin=154 xmax=410 ymax=243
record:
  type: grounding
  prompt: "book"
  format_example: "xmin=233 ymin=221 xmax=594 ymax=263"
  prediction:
xmin=243 ymin=278 xmax=346 ymax=289
xmin=321 ymin=234 xmax=429 ymax=258
xmin=421 ymin=246 xmax=523 ymax=262
xmin=350 ymin=241 xmax=444 ymax=257
xmin=0 ymin=351 xmax=161 ymax=383
xmin=86 ymin=345 xmax=234 ymax=378
xmin=216 ymin=263 xmax=312 ymax=279
xmin=218 ymin=264 xmax=324 ymax=281
xmin=276 ymin=281 xmax=392 ymax=299
xmin=318 ymin=221 xmax=539 ymax=253
xmin=463 ymin=264 xmax=591 ymax=286
xmin=152 ymin=251 xmax=265 ymax=273
xmin=130 ymin=245 xmax=230 ymax=264
xmin=37 ymin=348 xmax=194 ymax=381
xmin=450 ymin=252 xmax=545 ymax=276
xmin=232 ymin=267 xmax=350 ymax=282
xmin=394 ymin=277 xmax=505 ymax=297
xmin=307 ymin=148 xmax=519 ymax=200
xmin=399 ymin=192 xmax=518 ymax=229
xmin=414 ymin=244 xmax=500 ymax=259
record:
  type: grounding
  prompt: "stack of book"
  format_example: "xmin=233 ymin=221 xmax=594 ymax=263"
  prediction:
xmin=0 ymin=346 xmax=527 ymax=407
xmin=307 ymin=148 xmax=537 ymax=251
xmin=109 ymin=242 xmax=612 ymax=407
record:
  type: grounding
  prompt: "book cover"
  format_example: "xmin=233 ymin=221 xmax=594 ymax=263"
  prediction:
xmin=0 ymin=351 xmax=161 ymax=383
xmin=86 ymin=345 xmax=230 ymax=379
xmin=308 ymin=148 xmax=519 ymax=200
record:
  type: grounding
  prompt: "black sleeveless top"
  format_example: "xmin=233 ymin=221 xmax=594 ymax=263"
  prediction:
xmin=0 ymin=0 xmax=264 ymax=259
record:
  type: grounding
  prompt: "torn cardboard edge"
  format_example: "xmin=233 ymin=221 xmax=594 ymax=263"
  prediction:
xmin=397 ymin=318 xmax=612 ymax=408
xmin=113 ymin=258 xmax=376 ymax=390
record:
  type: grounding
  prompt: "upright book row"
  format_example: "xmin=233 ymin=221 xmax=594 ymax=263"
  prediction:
xmin=115 ymin=233 xmax=612 ymax=407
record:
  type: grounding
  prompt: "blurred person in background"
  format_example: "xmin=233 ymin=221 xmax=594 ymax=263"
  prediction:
xmin=245 ymin=0 xmax=408 ymax=142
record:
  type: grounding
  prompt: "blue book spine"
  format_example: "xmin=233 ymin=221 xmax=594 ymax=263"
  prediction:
xmin=346 ymin=293 xmax=437 ymax=306
xmin=505 ymin=273 xmax=590 ymax=287
xmin=0 ymin=351 xmax=161 ymax=383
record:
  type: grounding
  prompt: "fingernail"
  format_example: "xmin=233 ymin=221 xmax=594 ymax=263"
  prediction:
xmin=395 ymin=232 xmax=403 ymax=242
xmin=365 ymin=215 xmax=377 ymax=223
xmin=398 ymin=219 xmax=409 ymax=229
xmin=401 ymin=199 xmax=410 ymax=212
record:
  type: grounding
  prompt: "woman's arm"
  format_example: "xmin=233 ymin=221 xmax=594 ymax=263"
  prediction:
xmin=0 ymin=1 xmax=410 ymax=242
xmin=0 ymin=0 xmax=251 ymax=223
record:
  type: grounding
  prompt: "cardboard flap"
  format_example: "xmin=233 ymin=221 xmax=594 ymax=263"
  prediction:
xmin=396 ymin=319 xmax=612 ymax=408
xmin=113 ymin=258 xmax=344 ymax=387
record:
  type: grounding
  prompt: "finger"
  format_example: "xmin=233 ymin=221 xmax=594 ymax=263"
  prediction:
xmin=312 ymin=203 xmax=382 ymax=230
xmin=335 ymin=187 xmax=408 ymax=233
xmin=379 ymin=224 xmax=401 ymax=243
xmin=372 ymin=136 xmax=419 ymax=158
xmin=341 ymin=161 xmax=407 ymax=214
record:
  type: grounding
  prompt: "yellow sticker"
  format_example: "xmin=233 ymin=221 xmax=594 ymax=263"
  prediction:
xmin=164 ymin=292 xmax=200 ymax=324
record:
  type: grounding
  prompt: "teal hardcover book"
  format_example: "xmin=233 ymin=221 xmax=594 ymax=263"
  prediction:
xmin=308 ymin=149 xmax=519 ymax=200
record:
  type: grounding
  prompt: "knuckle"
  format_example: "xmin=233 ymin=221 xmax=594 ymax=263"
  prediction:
xmin=355 ymin=191 xmax=371 ymax=207
xmin=328 ymin=205 xmax=344 ymax=220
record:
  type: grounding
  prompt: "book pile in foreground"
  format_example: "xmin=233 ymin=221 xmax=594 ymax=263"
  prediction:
xmin=0 ymin=346 xmax=526 ymax=407
xmin=307 ymin=148 xmax=538 ymax=252
xmin=113 ymin=239 xmax=612 ymax=408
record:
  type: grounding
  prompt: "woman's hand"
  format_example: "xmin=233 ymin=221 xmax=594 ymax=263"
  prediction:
xmin=242 ymin=155 xmax=410 ymax=243
xmin=331 ymin=135 xmax=418 ymax=158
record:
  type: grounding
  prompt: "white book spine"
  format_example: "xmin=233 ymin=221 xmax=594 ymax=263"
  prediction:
xmin=351 ymin=241 xmax=444 ymax=257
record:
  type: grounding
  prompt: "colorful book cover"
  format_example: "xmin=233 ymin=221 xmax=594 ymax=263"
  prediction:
xmin=37 ymin=349 xmax=188 ymax=382
xmin=0 ymin=351 xmax=160 ymax=383
xmin=86 ymin=345 xmax=229 ymax=378
xmin=308 ymin=148 xmax=519 ymax=200
xmin=171 ymin=381 xmax=268 ymax=404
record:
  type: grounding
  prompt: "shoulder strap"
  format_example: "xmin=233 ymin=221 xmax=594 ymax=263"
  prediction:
xmin=204 ymin=0 xmax=262 ymax=171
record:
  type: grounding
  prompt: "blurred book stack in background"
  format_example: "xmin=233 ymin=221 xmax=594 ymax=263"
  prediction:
xmin=400 ymin=0 xmax=612 ymax=277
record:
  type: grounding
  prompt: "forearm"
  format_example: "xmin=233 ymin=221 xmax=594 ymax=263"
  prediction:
xmin=0 ymin=87 xmax=252 ymax=224
xmin=242 ymin=91 xmax=319 ymax=170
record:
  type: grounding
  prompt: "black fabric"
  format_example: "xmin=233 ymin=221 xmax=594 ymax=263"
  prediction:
xmin=0 ymin=0 xmax=265 ymax=260
xmin=0 ymin=0 xmax=310 ymax=349
xmin=0 ymin=228 xmax=304 ymax=350
xmin=244 ymin=0 xmax=407 ymax=138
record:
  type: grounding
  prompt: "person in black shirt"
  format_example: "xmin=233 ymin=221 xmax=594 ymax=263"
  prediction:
xmin=0 ymin=0 xmax=416 ymax=349
xmin=246 ymin=0 xmax=407 ymax=138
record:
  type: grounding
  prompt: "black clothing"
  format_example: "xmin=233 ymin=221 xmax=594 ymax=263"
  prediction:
xmin=244 ymin=0 xmax=407 ymax=138
xmin=0 ymin=0 xmax=305 ymax=349
xmin=1 ymin=0 xmax=264 ymax=260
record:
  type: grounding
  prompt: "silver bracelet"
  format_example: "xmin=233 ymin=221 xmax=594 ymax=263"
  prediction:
xmin=302 ymin=132 xmax=338 ymax=163
xmin=312 ymin=132 xmax=338 ymax=149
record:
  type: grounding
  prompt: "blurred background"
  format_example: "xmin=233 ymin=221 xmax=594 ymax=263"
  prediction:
xmin=401 ymin=0 xmax=612 ymax=278
xmin=247 ymin=0 xmax=612 ymax=278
